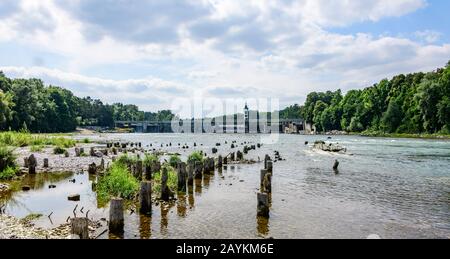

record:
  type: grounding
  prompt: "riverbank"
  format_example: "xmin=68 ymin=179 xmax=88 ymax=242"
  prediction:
xmin=359 ymin=131 xmax=450 ymax=140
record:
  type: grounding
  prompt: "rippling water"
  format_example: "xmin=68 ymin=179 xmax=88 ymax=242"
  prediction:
xmin=2 ymin=134 xmax=450 ymax=239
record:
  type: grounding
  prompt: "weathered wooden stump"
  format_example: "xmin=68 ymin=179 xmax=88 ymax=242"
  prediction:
xmin=64 ymin=150 xmax=70 ymax=158
xmin=100 ymin=159 xmax=105 ymax=171
xmin=333 ymin=160 xmax=339 ymax=172
xmin=263 ymin=173 xmax=272 ymax=194
xmin=88 ymin=163 xmax=97 ymax=175
xmin=112 ymin=147 xmax=117 ymax=155
xmin=212 ymin=148 xmax=218 ymax=154
xmin=217 ymin=155 xmax=223 ymax=168
xmin=223 ymin=156 xmax=228 ymax=165
xmin=160 ymin=168 xmax=173 ymax=201
xmin=90 ymin=147 xmax=95 ymax=157
xmin=260 ymin=169 xmax=269 ymax=190
xmin=139 ymin=181 xmax=152 ymax=215
xmin=109 ymin=198 xmax=124 ymax=234
xmin=187 ymin=163 xmax=194 ymax=186
xmin=75 ymin=148 xmax=81 ymax=157
xmin=194 ymin=161 xmax=203 ymax=180
xmin=236 ymin=151 xmax=243 ymax=161
xmin=266 ymin=161 xmax=273 ymax=174
xmin=135 ymin=160 xmax=143 ymax=179
xmin=43 ymin=158 xmax=49 ymax=168
xmin=230 ymin=152 xmax=235 ymax=161
xmin=70 ymin=217 xmax=89 ymax=239
xmin=257 ymin=193 xmax=270 ymax=218
xmin=28 ymin=154 xmax=37 ymax=175
xmin=177 ymin=162 xmax=187 ymax=193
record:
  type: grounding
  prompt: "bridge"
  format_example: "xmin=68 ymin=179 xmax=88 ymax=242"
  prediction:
xmin=115 ymin=118 xmax=305 ymax=134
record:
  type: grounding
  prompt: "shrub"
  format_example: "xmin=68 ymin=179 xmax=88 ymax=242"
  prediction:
xmin=0 ymin=145 xmax=16 ymax=172
xmin=0 ymin=166 xmax=17 ymax=180
xmin=143 ymin=154 xmax=159 ymax=167
xmin=169 ymin=155 xmax=181 ymax=168
xmin=188 ymin=151 xmax=204 ymax=164
xmin=96 ymin=163 xmax=139 ymax=205
xmin=53 ymin=146 xmax=66 ymax=155
xmin=0 ymin=131 xmax=76 ymax=148
xmin=30 ymin=145 xmax=44 ymax=152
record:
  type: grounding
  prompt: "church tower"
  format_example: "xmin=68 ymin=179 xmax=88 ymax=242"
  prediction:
xmin=244 ymin=103 xmax=250 ymax=133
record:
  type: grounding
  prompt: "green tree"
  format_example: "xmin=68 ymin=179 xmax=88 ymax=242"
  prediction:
xmin=381 ymin=100 xmax=403 ymax=133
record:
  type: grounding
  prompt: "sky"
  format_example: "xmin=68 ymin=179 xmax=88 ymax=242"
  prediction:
xmin=0 ymin=0 xmax=449 ymax=114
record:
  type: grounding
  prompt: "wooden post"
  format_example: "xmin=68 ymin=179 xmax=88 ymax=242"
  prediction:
xmin=217 ymin=155 xmax=223 ymax=168
xmin=260 ymin=169 xmax=268 ymax=190
xmin=75 ymin=148 xmax=81 ymax=157
xmin=43 ymin=158 xmax=49 ymax=168
xmin=88 ymin=163 xmax=97 ymax=175
xmin=24 ymin=157 xmax=29 ymax=168
xmin=70 ymin=217 xmax=89 ymax=239
xmin=230 ymin=152 xmax=235 ymax=161
xmin=160 ymin=167 xmax=172 ymax=201
xmin=333 ymin=160 xmax=339 ymax=171
xmin=28 ymin=154 xmax=37 ymax=175
xmin=90 ymin=147 xmax=95 ymax=157
xmin=80 ymin=148 xmax=85 ymax=155
xmin=136 ymin=160 xmax=143 ymax=180
xmin=257 ymin=193 xmax=270 ymax=218
xmin=264 ymin=155 xmax=270 ymax=169
xmin=263 ymin=173 xmax=272 ymax=194
xmin=194 ymin=161 xmax=203 ymax=179
xmin=139 ymin=181 xmax=152 ymax=215
xmin=177 ymin=162 xmax=187 ymax=193
xmin=187 ymin=162 xmax=194 ymax=186
xmin=109 ymin=198 xmax=124 ymax=234
xmin=223 ymin=156 xmax=228 ymax=165
xmin=267 ymin=161 xmax=273 ymax=174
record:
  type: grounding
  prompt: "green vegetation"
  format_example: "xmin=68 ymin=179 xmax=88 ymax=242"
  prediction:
xmin=96 ymin=163 xmax=139 ymax=205
xmin=0 ymin=145 xmax=17 ymax=179
xmin=0 ymin=166 xmax=17 ymax=180
xmin=143 ymin=153 xmax=159 ymax=168
xmin=30 ymin=145 xmax=44 ymax=152
xmin=188 ymin=151 xmax=204 ymax=164
xmin=81 ymin=138 xmax=91 ymax=144
xmin=169 ymin=155 xmax=181 ymax=168
xmin=0 ymin=71 xmax=176 ymax=132
xmin=0 ymin=131 xmax=76 ymax=148
xmin=300 ymin=61 xmax=450 ymax=134
xmin=152 ymin=166 xmax=177 ymax=194
xmin=53 ymin=146 xmax=66 ymax=155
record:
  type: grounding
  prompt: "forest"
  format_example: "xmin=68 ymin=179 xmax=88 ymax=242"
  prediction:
xmin=300 ymin=62 xmax=450 ymax=134
xmin=1 ymin=61 xmax=449 ymax=134
xmin=0 ymin=72 xmax=174 ymax=133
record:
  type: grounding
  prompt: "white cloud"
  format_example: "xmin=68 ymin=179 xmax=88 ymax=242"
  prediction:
xmin=0 ymin=0 xmax=448 ymax=112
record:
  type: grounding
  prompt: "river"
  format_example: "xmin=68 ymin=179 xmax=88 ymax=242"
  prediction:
xmin=2 ymin=134 xmax=450 ymax=239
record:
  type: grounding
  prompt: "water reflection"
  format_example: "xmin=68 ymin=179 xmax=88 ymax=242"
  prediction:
xmin=139 ymin=214 xmax=152 ymax=239
xmin=257 ymin=216 xmax=270 ymax=236
xmin=177 ymin=193 xmax=187 ymax=217
xmin=195 ymin=179 xmax=202 ymax=194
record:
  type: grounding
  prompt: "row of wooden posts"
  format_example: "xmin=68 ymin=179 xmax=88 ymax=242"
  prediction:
xmin=257 ymin=155 xmax=273 ymax=218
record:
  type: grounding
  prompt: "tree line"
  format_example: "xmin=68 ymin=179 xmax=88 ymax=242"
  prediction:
xmin=0 ymin=72 xmax=174 ymax=133
xmin=300 ymin=61 xmax=450 ymax=134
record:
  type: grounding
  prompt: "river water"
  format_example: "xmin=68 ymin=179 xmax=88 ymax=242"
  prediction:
xmin=2 ymin=134 xmax=450 ymax=239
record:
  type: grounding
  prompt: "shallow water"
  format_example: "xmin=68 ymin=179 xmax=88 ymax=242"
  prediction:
xmin=2 ymin=134 xmax=450 ymax=239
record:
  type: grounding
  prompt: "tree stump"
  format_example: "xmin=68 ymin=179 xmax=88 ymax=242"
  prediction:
xmin=260 ymin=169 xmax=269 ymax=191
xmin=43 ymin=158 xmax=49 ymax=168
xmin=139 ymin=181 xmax=152 ymax=215
xmin=75 ymin=148 xmax=81 ymax=157
xmin=70 ymin=217 xmax=89 ymax=239
xmin=160 ymin=168 xmax=173 ymax=201
xmin=177 ymin=162 xmax=187 ymax=193
xmin=28 ymin=154 xmax=37 ymax=175
xmin=257 ymin=193 xmax=270 ymax=218
xmin=109 ymin=198 xmax=124 ymax=234
xmin=88 ymin=163 xmax=97 ymax=175
xmin=217 ymin=155 xmax=223 ymax=168
xmin=187 ymin=163 xmax=194 ymax=186
xmin=194 ymin=161 xmax=203 ymax=180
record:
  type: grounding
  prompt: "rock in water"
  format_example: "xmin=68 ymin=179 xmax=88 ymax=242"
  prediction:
xmin=68 ymin=194 xmax=80 ymax=201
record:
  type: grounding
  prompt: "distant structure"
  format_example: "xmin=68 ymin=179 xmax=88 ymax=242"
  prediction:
xmin=115 ymin=104 xmax=305 ymax=134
